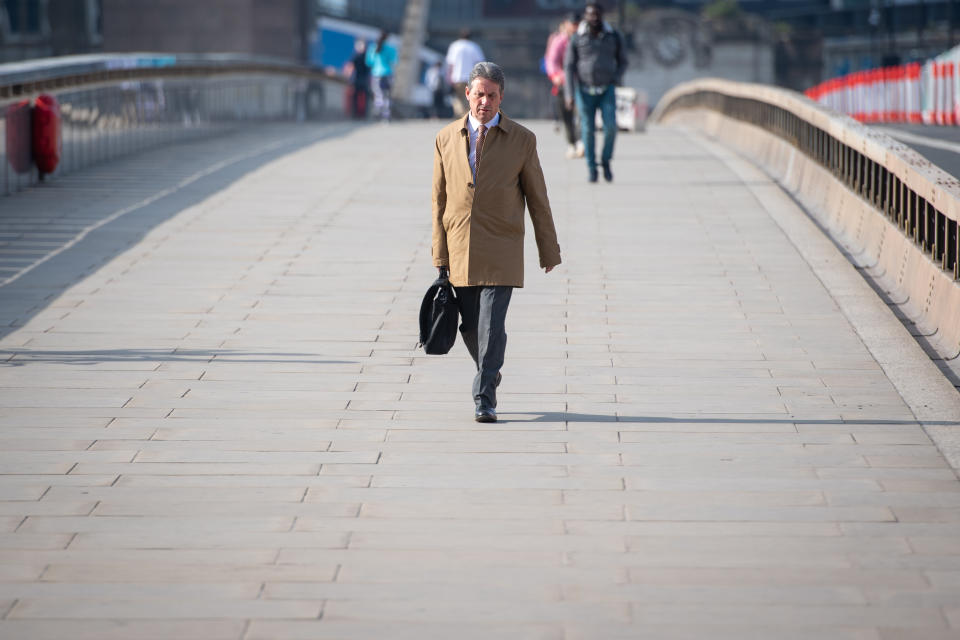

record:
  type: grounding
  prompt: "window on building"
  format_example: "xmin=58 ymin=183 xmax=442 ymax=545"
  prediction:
xmin=86 ymin=0 xmax=102 ymax=42
xmin=5 ymin=0 xmax=44 ymax=35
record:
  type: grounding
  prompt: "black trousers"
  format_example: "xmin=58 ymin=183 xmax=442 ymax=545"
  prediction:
xmin=455 ymin=285 xmax=513 ymax=408
xmin=554 ymin=90 xmax=579 ymax=146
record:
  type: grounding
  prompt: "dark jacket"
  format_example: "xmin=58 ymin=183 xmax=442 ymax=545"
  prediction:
xmin=351 ymin=51 xmax=370 ymax=89
xmin=563 ymin=21 xmax=627 ymax=102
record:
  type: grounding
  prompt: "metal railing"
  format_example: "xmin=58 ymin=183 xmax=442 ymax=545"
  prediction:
xmin=656 ymin=87 xmax=960 ymax=282
xmin=1 ymin=54 xmax=345 ymax=196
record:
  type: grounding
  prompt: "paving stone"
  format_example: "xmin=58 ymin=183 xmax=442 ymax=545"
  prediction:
xmin=879 ymin=631 xmax=960 ymax=640
xmin=70 ymin=462 xmax=322 ymax=475
xmin=563 ymin=624 xmax=879 ymax=640
xmin=41 ymin=486 xmax=307 ymax=503
xmin=564 ymin=488 xmax=826 ymax=507
xmin=67 ymin=530 xmax=348 ymax=550
xmin=18 ymin=515 xmax=296 ymax=533
xmin=0 ymin=582 xmax=261 ymax=599
xmin=927 ymin=572 xmax=960 ymax=588
xmin=114 ymin=474 xmax=372 ymax=488
xmin=566 ymin=521 xmax=842 ymax=537
xmin=0 ymin=620 xmax=246 ymax=640
xmin=627 ymin=603 xmax=946 ymax=628
xmin=91 ymin=500 xmax=360 ymax=518
xmin=563 ymin=582 xmax=866 ymax=604
xmin=244 ymin=620 xmax=562 ymax=640
xmin=0 ymin=502 xmax=96 ymax=516
xmin=8 ymin=597 xmax=322 ymax=619
xmin=321 ymin=599 xmax=630 ymax=624
xmin=828 ymin=492 xmax=960 ymax=507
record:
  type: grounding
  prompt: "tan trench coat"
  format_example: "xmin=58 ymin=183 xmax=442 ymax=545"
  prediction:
xmin=431 ymin=113 xmax=562 ymax=287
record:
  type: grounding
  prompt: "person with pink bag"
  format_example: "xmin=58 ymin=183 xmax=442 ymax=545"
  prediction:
xmin=544 ymin=12 xmax=583 ymax=159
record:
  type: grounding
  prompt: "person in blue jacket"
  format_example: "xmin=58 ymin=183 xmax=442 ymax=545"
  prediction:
xmin=366 ymin=30 xmax=398 ymax=122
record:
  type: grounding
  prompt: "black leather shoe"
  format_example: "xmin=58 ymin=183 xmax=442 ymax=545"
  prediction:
xmin=588 ymin=167 xmax=598 ymax=183
xmin=475 ymin=407 xmax=497 ymax=423
xmin=602 ymin=162 xmax=613 ymax=182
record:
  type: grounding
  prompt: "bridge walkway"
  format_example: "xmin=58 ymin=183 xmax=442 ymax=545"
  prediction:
xmin=0 ymin=120 xmax=958 ymax=639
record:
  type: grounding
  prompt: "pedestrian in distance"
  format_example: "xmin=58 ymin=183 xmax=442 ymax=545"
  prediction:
xmin=348 ymin=40 xmax=370 ymax=119
xmin=564 ymin=2 xmax=627 ymax=183
xmin=424 ymin=60 xmax=448 ymax=119
xmin=545 ymin=12 xmax=584 ymax=159
xmin=366 ymin=30 xmax=397 ymax=122
xmin=431 ymin=61 xmax=562 ymax=423
xmin=445 ymin=29 xmax=485 ymax=116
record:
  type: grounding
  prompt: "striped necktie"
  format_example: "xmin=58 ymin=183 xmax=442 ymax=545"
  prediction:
xmin=475 ymin=124 xmax=487 ymax=181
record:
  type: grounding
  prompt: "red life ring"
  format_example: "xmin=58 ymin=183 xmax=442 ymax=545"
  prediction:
xmin=32 ymin=94 xmax=61 ymax=175
xmin=5 ymin=100 xmax=32 ymax=175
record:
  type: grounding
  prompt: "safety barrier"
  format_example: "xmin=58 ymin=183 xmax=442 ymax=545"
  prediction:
xmin=653 ymin=78 xmax=960 ymax=360
xmin=0 ymin=54 xmax=346 ymax=196
xmin=805 ymin=44 xmax=960 ymax=125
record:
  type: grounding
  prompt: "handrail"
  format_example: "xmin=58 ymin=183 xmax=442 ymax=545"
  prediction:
xmin=652 ymin=78 xmax=960 ymax=281
xmin=0 ymin=53 xmax=348 ymax=196
xmin=0 ymin=53 xmax=341 ymax=101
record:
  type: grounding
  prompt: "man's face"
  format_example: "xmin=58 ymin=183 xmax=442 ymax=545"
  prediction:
xmin=585 ymin=6 xmax=601 ymax=29
xmin=466 ymin=77 xmax=502 ymax=124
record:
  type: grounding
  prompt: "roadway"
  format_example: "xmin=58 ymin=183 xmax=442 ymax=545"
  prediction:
xmin=0 ymin=120 xmax=958 ymax=638
xmin=872 ymin=123 xmax=960 ymax=178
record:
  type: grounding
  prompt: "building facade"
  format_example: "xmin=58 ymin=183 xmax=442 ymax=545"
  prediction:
xmin=101 ymin=0 xmax=313 ymax=62
xmin=1 ymin=0 xmax=102 ymax=62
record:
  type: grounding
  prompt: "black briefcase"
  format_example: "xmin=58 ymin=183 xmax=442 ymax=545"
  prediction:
xmin=418 ymin=269 xmax=459 ymax=355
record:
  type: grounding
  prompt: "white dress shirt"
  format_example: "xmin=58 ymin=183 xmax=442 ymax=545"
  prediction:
xmin=467 ymin=112 xmax=500 ymax=182
xmin=445 ymin=39 xmax=485 ymax=83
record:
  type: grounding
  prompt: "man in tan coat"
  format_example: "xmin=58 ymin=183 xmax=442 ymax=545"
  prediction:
xmin=431 ymin=61 xmax=562 ymax=422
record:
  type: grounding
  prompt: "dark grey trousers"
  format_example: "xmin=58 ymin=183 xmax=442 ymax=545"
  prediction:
xmin=455 ymin=285 xmax=513 ymax=409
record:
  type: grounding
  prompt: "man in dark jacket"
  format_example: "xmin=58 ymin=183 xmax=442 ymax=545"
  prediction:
xmin=564 ymin=2 xmax=627 ymax=183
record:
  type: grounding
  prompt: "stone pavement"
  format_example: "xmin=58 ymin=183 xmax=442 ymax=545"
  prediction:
xmin=0 ymin=119 xmax=959 ymax=639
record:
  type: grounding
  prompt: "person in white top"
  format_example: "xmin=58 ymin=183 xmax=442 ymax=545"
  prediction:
xmin=445 ymin=29 xmax=485 ymax=115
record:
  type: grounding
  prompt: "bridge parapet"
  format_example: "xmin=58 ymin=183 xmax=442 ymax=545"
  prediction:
xmin=653 ymin=78 xmax=960 ymax=362
xmin=0 ymin=53 xmax=346 ymax=196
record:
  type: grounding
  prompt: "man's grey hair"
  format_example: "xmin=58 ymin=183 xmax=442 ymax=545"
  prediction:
xmin=468 ymin=61 xmax=505 ymax=93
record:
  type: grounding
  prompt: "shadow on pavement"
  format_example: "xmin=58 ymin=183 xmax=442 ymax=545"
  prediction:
xmin=507 ymin=412 xmax=960 ymax=426
xmin=0 ymin=122 xmax=361 ymax=344
xmin=0 ymin=348 xmax=355 ymax=367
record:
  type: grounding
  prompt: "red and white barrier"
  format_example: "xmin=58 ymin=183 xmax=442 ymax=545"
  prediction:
xmin=804 ymin=46 xmax=959 ymax=125
xmin=906 ymin=63 xmax=922 ymax=123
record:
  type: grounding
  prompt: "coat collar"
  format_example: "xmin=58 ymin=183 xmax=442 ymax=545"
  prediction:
xmin=459 ymin=112 xmax=512 ymax=136
xmin=467 ymin=111 xmax=501 ymax=132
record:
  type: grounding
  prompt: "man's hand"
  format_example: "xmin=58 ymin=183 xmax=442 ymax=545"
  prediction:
xmin=544 ymin=265 xmax=555 ymax=274
xmin=565 ymin=98 xmax=573 ymax=110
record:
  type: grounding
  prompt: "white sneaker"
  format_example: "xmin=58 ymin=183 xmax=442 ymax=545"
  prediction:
xmin=575 ymin=140 xmax=585 ymax=158
xmin=565 ymin=144 xmax=577 ymax=159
